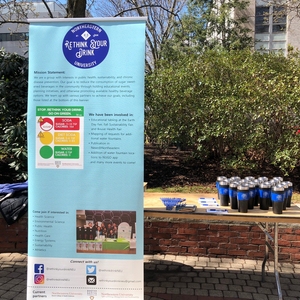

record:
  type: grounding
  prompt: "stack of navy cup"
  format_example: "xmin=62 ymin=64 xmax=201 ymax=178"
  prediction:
xmin=216 ymin=176 xmax=293 ymax=214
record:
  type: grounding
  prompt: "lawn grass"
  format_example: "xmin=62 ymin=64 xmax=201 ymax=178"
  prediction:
xmin=145 ymin=185 xmax=216 ymax=194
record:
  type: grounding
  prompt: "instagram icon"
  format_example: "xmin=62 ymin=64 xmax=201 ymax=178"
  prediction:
xmin=34 ymin=274 xmax=45 ymax=284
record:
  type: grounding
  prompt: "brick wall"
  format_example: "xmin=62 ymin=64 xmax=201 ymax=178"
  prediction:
xmin=144 ymin=219 xmax=300 ymax=262
xmin=0 ymin=215 xmax=28 ymax=253
xmin=1 ymin=215 xmax=300 ymax=263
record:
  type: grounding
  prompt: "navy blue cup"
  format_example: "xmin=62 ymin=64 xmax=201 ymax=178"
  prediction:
xmin=286 ymin=181 xmax=293 ymax=207
xmin=248 ymin=183 xmax=255 ymax=209
xmin=229 ymin=182 xmax=238 ymax=209
xmin=253 ymin=179 xmax=260 ymax=206
xmin=273 ymin=176 xmax=283 ymax=183
xmin=271 ymin=185 xmax=285 ymax=214
xmin=216 ymin=176 xmax=227 ymax=199
xmin=259 ymin=182 xmax=271 ymax=210
xmin=280 ymin=182 xmax=289 ymax=210
xmin=219 ymin=180 xmax=229 ymax=206
xmin=258 ymin=176 xmax=268 ymax=183
xmin=237 ymin=185 xmax=249 ymax=213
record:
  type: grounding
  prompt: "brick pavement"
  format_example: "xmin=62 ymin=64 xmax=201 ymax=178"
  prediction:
xmin=0 ymin=253 xmax=27 ymax=300
xmin=144 ymin=254 xmax=300 ymax=300
xmin=1 ymin=252 xmax=300 ymax=300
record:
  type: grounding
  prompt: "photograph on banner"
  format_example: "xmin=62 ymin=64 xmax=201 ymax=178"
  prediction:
xmin=76 ymin=210 xmax=136 ymax=254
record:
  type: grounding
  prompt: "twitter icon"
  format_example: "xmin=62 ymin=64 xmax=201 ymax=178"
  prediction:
xmin=86 ymin=265 xmax=96 ymax=275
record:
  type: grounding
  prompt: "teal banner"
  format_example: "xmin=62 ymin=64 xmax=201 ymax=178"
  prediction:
xmin=27 ymin=18 xmax=146 ymax=299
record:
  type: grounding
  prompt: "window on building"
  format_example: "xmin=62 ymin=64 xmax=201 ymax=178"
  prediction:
xmin=255 ymin=5 xmax=286 ymax=54
xmin=0 ymin=32 xmax=29 ymax=42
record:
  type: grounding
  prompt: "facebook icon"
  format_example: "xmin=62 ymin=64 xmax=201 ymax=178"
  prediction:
xmin=34 ymin=264 xmax=44 ymax=274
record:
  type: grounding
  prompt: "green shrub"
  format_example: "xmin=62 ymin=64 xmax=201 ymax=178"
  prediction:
xmin=145 ymin=49 xmax=300 ymax=175
xmin=0 ymin=49 xmax=28 ymax=180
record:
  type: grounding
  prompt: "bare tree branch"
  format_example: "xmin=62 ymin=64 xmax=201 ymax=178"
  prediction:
xmin=104 ymin=1 xmax=185 ymax=71
xmin=114 ymin=4 xmax=181 ymax=20
xmin=41 ymin=0 xmax=54 ymax=18
xmin=0 ymin=20 xmax=29 ymax=25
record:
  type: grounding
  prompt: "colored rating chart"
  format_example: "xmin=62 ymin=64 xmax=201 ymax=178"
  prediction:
xmin=35 ymin=106 xmax=84 ymax=169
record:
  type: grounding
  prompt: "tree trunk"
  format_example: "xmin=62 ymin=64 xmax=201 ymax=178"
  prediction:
xmin=67 ymin=0 xmax=87 ymax=17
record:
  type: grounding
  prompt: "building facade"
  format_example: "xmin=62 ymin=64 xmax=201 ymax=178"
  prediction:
xmin=1 ymin=1 xmax=300 ymax=56
xmin=242 ymin=0 xmax=300 ymax=55
xmin=0 ymin=1 xmax=65 ymax=56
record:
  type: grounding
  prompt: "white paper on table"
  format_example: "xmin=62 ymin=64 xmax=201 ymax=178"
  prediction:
xmin=206 ymin=209 xmax=228 ymax=214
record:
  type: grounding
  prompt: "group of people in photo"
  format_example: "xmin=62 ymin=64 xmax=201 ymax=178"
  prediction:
xmin=77 ymin=221 xmax=118 ymax=240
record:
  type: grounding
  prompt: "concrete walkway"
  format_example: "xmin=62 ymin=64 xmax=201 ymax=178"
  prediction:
xmin=1 ymin=252 xmax=300 ymax=300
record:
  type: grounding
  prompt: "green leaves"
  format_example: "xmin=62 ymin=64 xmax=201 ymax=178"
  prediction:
xmin=145 ymin=49 xmax=300 ymax=175
xmin=0 ymin=50 xmax=28 ymax=180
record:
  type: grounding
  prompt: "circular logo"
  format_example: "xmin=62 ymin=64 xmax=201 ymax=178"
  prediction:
xmin=241 ymin=193 xmax=248 ymax=200
xmin=39 ymin=117 xmax=53 ymax=131
xmin=63 ymin=23 xmax=109 ymax=69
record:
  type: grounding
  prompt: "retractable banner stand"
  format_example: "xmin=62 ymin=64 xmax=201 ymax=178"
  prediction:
xmin=27 ymin=18 xmax=146 ymax=299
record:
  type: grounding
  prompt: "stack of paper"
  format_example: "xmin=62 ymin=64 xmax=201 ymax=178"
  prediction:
xmin=198 ymin=197 xmax=219 ymax=207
